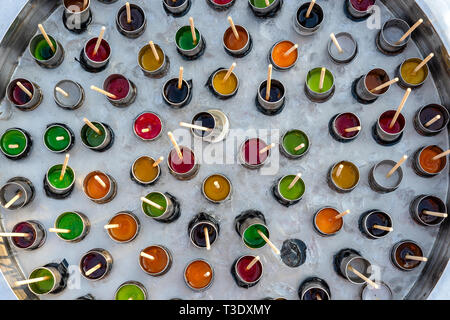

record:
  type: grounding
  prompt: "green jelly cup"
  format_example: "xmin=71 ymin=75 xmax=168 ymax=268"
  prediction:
xmin=0 ymin=128 xmax=31 ymax=160
xmin=80 ymin=121 xmax=111 ymax=151
xmin=175 ymin=25 xmax=204 ymax=58
xmin=141 ymin=192 xmax=174 ymax=221
xmin=45 ymin=164 xmax=75 ymax=195
xmin=243 ymin=223 xmax=270 ymax=249
xmin=28 ymin=266 xmax=60 ymax=295
xmin=54 ymin=211 xmax=90 ymax=243
xmin=305 ymin=67 xmax=335 ymax=103
xmin=115 ymin=281 xmax=147 ymax=300
xmin=273 ymin=174 xmax=305 ymax=207
xmin=28 ymin=34 xmax=64 ymax=68
xmin=280 ymin=129 xmax=310 ymax=159
xmin=43 ymin=124 xmax=73 ymax=153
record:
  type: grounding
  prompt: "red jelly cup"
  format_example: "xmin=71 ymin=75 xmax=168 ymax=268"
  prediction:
xmin=133 ymin=112 xmax=163 ymax=141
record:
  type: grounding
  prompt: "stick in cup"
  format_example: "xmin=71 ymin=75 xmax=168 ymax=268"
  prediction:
xmin=257 ymin=229 xmax=280 ymax=255
xmin=223 ymin=62 xmax=236 ymax=82
xmin=395 ymin=18 xmax=423 ymax=44
xmin=389 ymin=88 xmax=411 ymax=129
xmin=93 ymin=26 xmax=106 ymax=56
xmin=141 ymin=196 xmax=164 ymax=211
xmin=83 ymin=118 xmax=102 ymax=135
xmin=288 ymin=173 xmax=302 ymax=189
xmin=38 ymin=24 xmax=55 ymax=53
xmin=246 ymin=256 xmax=260 ymax=270
xmin=168 ymin=131 xmax=183 ymax=160
xmin=369 ymin=78 xmax=399 ymax=93
xmin=386 ymin=155 xmax=407 ymax=178
xmin=330 ymin=33 xmax=343 ymax=53
xmin=16 ymin=81 xmax=33 ymax=98
xmin=90 ymin=85 xmax=117 ymax=99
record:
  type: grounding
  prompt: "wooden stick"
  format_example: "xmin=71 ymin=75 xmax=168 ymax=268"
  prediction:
xmin=125 ymin=2 xmax=132 ymax=24
xmin=424 ymin=115 xmax=441 ymax=127
xmin=334 ymin=209 xmax=350 ymax=220
xmin=266 ymin=64 xmax=272 ymax=101
xmin=259 ymin=143 xmax=275 ymax=154
xmin=15 ymin=276 xmax=50 ymax=287
xmin=83 ymin=0 xmax=89 ymax=10
xmin=83 ymin=118 xmax=102 ymax=135
xmin=104 ymin=224 xmax=120 ymax=230
xmin=16 ymin=81 xmax=33 ymax=98
xmin=372 ymin=225 xmax=393 ymax=232
xmin=283 ymin=44 xmax=298 ymax=57
xmin=432 ymin=149 xmax=450 ymax=161
xmin=178 ymin=66 xmax=184 ymax=89
xmin=168 ymin=132 xmax=183 ymax=160
xmin=227 ymin=16 xmax=239 ymax=40
xmin=389 ymin=88 xmax=411 ymax=129
xmin=223 ymin=62 xmax=236 ymax=82
xmin=0 ymin=232 xmax=30 ymax=237
xmin=4 ymin=192 xmax=22 ymax=209
xmin=422 ymin=210 xmax=448 ymax=218
xmin=412 ymin=53 xmax=434 ymax=75
xmin=90 ymin=85 xmax=117 ymax=99
xmin=85 ymin=263 xmax=102 ymax=276
xmin=315 ymin=294 xmax=322 ymax=300
xmin=59 ymin=153 xmax=70 ymax=181
xmin=245 ymin=256 xmax=260 ymax=271
xmin=93 ymin=26 xmax=106 ymax=56
xmin=306 ymin=0 xmax=316 ymax=18
xmin=141 ymin=128 xmax=150 ymax=133
xmin=347 ymin=265 xmax=379 ymax=289
xmin=405 ymin=255 xmax=428 ymax=262
xmin=214 ymin=181 xmax=220 ymax=189
xmin=56 ymin=136 xmax=65 ymax=141
xmin=140 ymin=252 xmax=155 ymax=261
xmin=288 ymin=173 xmax=302 ymax=190
xmin=396 ymin=19 xmax=423 ymax=44
xmin=335 ymin=164 xmax=344 ymax=177
xmin=48 ymin=228 xmax=71 ymax=234
xmin=344 ymin=126 xmax=361 ymax=133
xmin=330 ymin=33 xmax=343 ymax=53
xmin=294 ymin=143 xmax=305 ymax=151
xmin=148 ymin=41 xmax=160 ymax=61
xmin=370 ymin=77 xmax=399 ymax=93
xmin=204 ymin=272 xmax=211 ymax=277
xmin=179 ymin=121 xmax=212 ymax=132
xmin=8 ymin=144 xmax=19 ymax=149
xmin=257 ymin=230 xmax=280 ymax=255
xmin=386 ymin=155 xmax=407 ymax=178
xmin=37 ymin=24 xmax=55 ymax=53
xmin=319 ymin=67 xmax=326 ymax=91
xmin=153 ymin=156 xmax=164 ymax=167
xmin=141 ymin=197 xmax=164 ymax=211
xmin=189 ymin=17 xmax=197 ymax=44
xmin=204 ymin=227 xmax=211 ymax=251
xmin=94 ymin=175 xmax=107 ymax=188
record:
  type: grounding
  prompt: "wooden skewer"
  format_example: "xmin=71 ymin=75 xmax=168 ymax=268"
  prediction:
xmin=16 ymin=81 xmax=33 ymax=98
xmin=259 ymin=143 xmax=275 ymax=154
xmin=330 ymin=33 xmax=343 ymax=53
xmin=178 ymin=66 xmax=184 ymax=89
xmin=104 ymin=224 xmax=120 ymax=230
xmin=125 ymin=2 xmax=132 ymax=24
xmin=386 ymin=155 xmax=407 ymax=178
xmin=347 ymin=265 xmax=379 ymax=289
xmin=85 ymin=263 xmax=102 ymax=276
xmin=82 ymin=0 xmax=89 ymax=10
xmin=335 ymin=164 xmax=344 ymax=177
xmin=141 ymin=128 xmax=150 ymax=133
xmin=204 ymin=227 xmax=211 ymax=251
xmin=223 ymin=62 xmax=236 ymax=82
xmin=422 ymin=210 xmax=448 ymax=218
xmin=334 ymin=209 xmax=350 ymax=220
xmin=153 ymin=156 xmax=164 ymax=167
xmin=83 ymin=118 xmax=102 ymax=135
xmin=204 ymin=272 xmax=211 ymax=277
xmin=370 ymin=77 xmax=399 ymax=93
xmin=396 ymin=19 xmax=423 ymax=44
xmin=148 ymin=41 xmax=160 ymax=61
xmin=213 ymin=181 xmax=220 ymax=189
xmin=0 ymin=232 xmax=30 ymax=237
xmin=372 ymin=225 xmax=393 ymax=232
xmin=306 ymin=0 xmax=316 ymax=18
xmin=59 ymin=153 xmax=70 ymax=181
xmin=93 ymin=26 xmax=106 ymax=56
xmin=37 ymin=24 xmax=55 ymax=53
xmin=266 ymin=64 xmax=272 ymax=101
xmin=189 ymin=17 xmax=197 ymax=44
xmin=48 ymin=228 xmax=71 ymax=234
xmin=168 ymin=132 xmax=183 ymax=160
xmin=4 ymin=192 xmax=22 ymax=209
xmin=140 ymin=252 xmax=155 ymax=261
xmin=405 ymin=255 xmax=428 ymax=262
xmin=411 ymin=53 xmax=434 ymax=75
xmin=283 ymin=44 xmax=298 ymax=57
xmin=245 ymin=256 xmax=260 ymax=271
xmin=424 ymin=115 xmax=441 ymax=127
xmin=227 ymin=16 xmax=239 ymax=40
xmin=288 ymin=173 xmax=302 ymax=190
xmin=94 ymin=175 xmax=107 ymax=188
xmin=389 ymin=88 xmax=411 ymax=129
xmin=15 ymin=276 xmax=50 ymax=287
xmin=315 ymin=294 xmax=322 ymax=300
xmin=8 ymin=144 xmax=19 ymax=149
xmin=294 ymin=143 xmax=305 ymax=151
xmin=319 ymin=67 xmax=326 ymax=91
xmin=90 ymin=85 xmax=117 ymax=99
xmin=257 ymin=229 xmax=280 ymax=255
xmin=432 ymin=149 xmax=450 ymax=161
xmin=141 ymin=197 xmax=164 ymax=211
xmin=344 ymin=126 xmax=361 ymax=133
xmin=55 ymin=136 xmax=65 ymax=141
xmin=179 ymin=121 xmax=212 ymax=132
